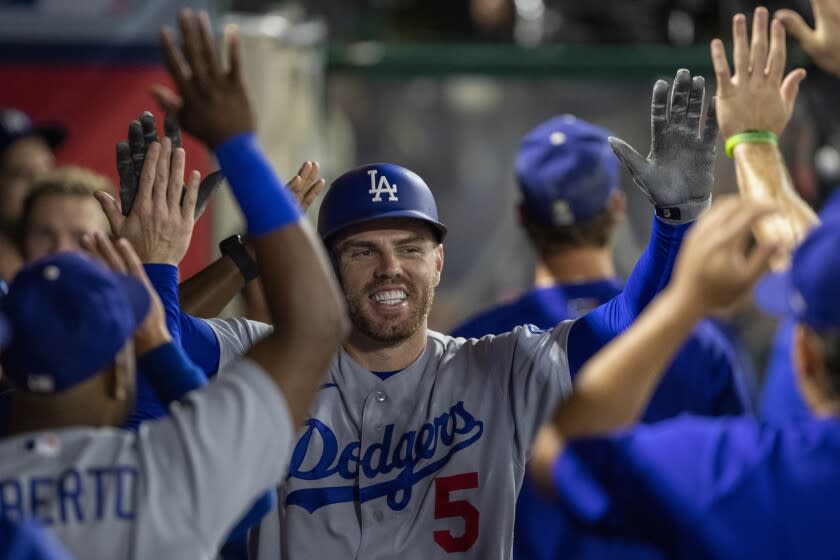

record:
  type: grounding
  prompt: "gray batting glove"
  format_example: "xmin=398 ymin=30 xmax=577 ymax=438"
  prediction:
xmin=608 ymin=69 xmax=718 ymax=224
xmin=116 ymin=111 xmax=222 ymax=218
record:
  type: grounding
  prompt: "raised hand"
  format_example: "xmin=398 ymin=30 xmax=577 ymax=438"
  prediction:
xmin=287 ymin=161 xmax=326 ymax=211
xmin=116 ymin=111 xmax=223 ymax=218
xmin=711 ymin=7 xmax=807 ymax=139
xmin=152 ymin=9 xmax=255 ymax=149
xmin=777 ymin=0 xmax=840 ymax=78
xmin=80 ymin=231 xmax=170 ymax=356
xmin=670 ymin=196 xmax=778 ymax=313
xmin=97 ymin=137 xmax=200 ymax=265
xmin=608 ymin=69 xmax=717 ymax=224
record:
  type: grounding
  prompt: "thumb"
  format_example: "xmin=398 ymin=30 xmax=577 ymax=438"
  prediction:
xmin=775 ymin=9 xmax=816 ymax=48
xmin=780 ymin=68 xmax=807 ymax=111
xmin=608 ymin=136 xmax=648 ymax=177
xmin=95 ymin=191 xmax=124 ymax=234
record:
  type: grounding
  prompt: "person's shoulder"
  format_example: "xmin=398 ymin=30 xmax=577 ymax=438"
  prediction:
xmin=451 ymin=287 xmax=565 ymax=339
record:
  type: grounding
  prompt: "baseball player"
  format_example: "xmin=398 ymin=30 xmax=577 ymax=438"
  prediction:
xmin=527 ymin=195 xmax=791 ymax=560
xmin=154 ymin=13 xmax=722 ymax=560
xmin=451 ymin=114 xmax=748 ymax=560
xmin=753 ymin=0 xmax=840 ymax=424
xmin=0 ymin=517 xmax=73 ymax=560
xmin=0 ymin=17 xmax=349 ymax=556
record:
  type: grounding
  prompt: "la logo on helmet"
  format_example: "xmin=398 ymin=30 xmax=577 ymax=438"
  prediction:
xmin=368 ymin=169 xmax=399 ymax=203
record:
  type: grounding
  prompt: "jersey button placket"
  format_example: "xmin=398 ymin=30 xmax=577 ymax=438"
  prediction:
xmin=358 ymin=385 xmax=392 ymax=548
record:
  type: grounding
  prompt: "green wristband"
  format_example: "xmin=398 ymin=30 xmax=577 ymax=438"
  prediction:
xmin=725 ymin=130 xmax=778 ymax=158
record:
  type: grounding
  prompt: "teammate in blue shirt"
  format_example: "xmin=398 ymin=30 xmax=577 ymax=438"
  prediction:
xmin=759 ymin=191 xmax=840 ymax=423
xmin=452 ymin=115 xmax=749 ymax=560
xmin=535 ymin=206 xmax=840 ymax=560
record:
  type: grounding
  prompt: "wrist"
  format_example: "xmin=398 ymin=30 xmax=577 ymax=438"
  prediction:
xmin=134 ymin=326 xmax=173 ymax=357
xmin=726 ymin=130 xmax=778 ymax=158
xmin=660 ymin=284 xmax=707 ymax=324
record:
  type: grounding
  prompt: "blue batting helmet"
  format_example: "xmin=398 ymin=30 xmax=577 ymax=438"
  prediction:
xmin=317 ymin=163 xmax=447 ymax=242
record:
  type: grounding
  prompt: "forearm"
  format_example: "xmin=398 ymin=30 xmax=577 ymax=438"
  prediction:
xmin=567 ymin=217 xmax=689 ymax=372
xmin=179 ymin=256 xmax=245 ymax=318
xmin=137 ymin=342 xmax=207 ymax=403
xmin=215 ymin=133 xmax=348 ymax=424
xmin=555 ymin=288 xmax=704 ymax=438
xmin=734 ymin=143 xmax=818 ymax=246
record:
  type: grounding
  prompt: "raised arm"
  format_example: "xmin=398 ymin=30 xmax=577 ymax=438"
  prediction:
xmin=154 ymin=9 xmax=348 ymax=425
xmin=711 ymin=7 xmax=817 ymax=261
xmin=549 ymin=197 xmax=776 ymax=443
xmin=566 ymin=69 xmax=718 ymax=370
xmin=777 ymin=0 xmax=840 ymax=78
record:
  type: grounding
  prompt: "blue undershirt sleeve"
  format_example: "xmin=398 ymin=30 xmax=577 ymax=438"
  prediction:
xmin=567 ymin=217 xmax=690 ymax=372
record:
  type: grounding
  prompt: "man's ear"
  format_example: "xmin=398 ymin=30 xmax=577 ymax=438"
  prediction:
xmin=433 ymin=244 xmax=444 ymax=287
xmin=607 ymin=190 xmax=626 ymax=221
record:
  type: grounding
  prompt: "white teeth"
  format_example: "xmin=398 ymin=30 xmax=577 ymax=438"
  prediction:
xmin=373 ymin=290 xmax=407 ymax=304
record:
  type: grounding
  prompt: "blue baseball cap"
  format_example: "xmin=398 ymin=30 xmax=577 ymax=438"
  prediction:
xmin=515 ymin=115 xmax=620 ymax=226
xmin=755 ymin=217 xmax=840 ymax=330
xmin=0 ymin=109 xmax=65 ymax=159
xmin=1 ymin=252 xmax=150 ymax=393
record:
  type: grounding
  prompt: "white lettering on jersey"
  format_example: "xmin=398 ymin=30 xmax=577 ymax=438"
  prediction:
xmin=367 ymin=170 xmax=399 ymax=202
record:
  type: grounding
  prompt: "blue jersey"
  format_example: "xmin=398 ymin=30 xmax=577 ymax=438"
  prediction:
xmin=760 ymin=319 xmax=810 ymax=423
xmin=553 ymin=415 xmax=840 ymax=559
xmin=452 ymin=279 xmax=749 ymax=560
xmin=0 ymin=518 xmax=72 ymax=560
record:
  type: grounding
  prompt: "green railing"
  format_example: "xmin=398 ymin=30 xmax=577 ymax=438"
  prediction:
xmin=328 ymin=42 xmax=808 ymax=80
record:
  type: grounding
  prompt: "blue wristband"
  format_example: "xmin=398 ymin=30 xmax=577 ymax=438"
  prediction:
xmin=138 ymin=342 xmax=207 ymax=404
xmin=215 ymin=132 xmax=303 ymax=235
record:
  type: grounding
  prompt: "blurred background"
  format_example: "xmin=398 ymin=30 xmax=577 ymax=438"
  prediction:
xmin=1 ymin=0 xmax=837 ymax=399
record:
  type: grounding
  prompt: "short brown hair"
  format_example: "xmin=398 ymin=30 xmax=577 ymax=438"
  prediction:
xmin=521 ymin=207 xmax=619 ymax=257
xmin=18 ymin=166 xmax=113 ymax=246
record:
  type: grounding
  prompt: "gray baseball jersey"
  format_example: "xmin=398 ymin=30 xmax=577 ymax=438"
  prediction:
xmin=0 ymin=357 xmax=294 ymax=559
xmin=206 ymin=319 xmax=574 ymax=559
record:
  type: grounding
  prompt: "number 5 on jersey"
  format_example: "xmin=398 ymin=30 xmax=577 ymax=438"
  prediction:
xmin=433 ymin=472 xmax=479 ymax=553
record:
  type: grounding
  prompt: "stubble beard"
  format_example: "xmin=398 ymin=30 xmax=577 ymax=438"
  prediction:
xmin=345 ymin=280 xmax=435 ymax=344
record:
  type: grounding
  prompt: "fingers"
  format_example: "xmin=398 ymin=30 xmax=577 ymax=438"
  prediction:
xmin=749 ymin=7 xmax=770 ymax=74
xmin=720 ymin=200 xmax=778 ymax=243
xmin=733 ymin=13 xmax=750 ymax=76
xmin=711 ymin=39 xmax=733 ymax=95
xmin=167 ymin=146 xmax=187 ymax=210
xmin=223 ymin=24 xmax=242 ymax=81
xmin=116 ymin=141 xmax=136 ymax=216
xmin=94 ymin=191 xmax=125 ymax=234
xmin=178 ymin=9 xmax=210 ymax=88
xmin=687 ymin=75 xmax=705 ymax=136
xmin=702 ymin=96 xmax=719 ymax=149
xmin=137 ymin=141 xmax=161 ymax=212
xmin=650 ymin=79 xmax=670 ymax=153
xmin=608 ymin=137 xmax=648 ymax=178
xmin=128 ymin=120 xmax=145 ymax=179
xmin=197 ymin=11 xmax=223 ymax=80
xmin=780 ymin=68 xmax=807 ymax=112
xmin=159 ymin=27 xmax=192 ymax=93
xmin=140 ymin=111 xmax=158 ymax=148
xmin=93 ymin=231 xmax=128 ymax=274
xmin=181 ymin=170 xmax=201 ymax=221
xmin=766 ymin=18 xmax=787 ymax=82
xmin=164 ymin=113 xmax=182 ymax=149
xmin=150 ymin=85 xmax=183 ymax=115
xmin=775 ymin=8 xmax=816 ymax=48
xmin=668 ymin=69 xmax=692 ymax=130
xmin=304 ymin=179 xmax=326 ymax=209
xmin=153 ymin=138 xmax=172 ymax=209
xmin=192 ymin=170 xmax=223 ymax=219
